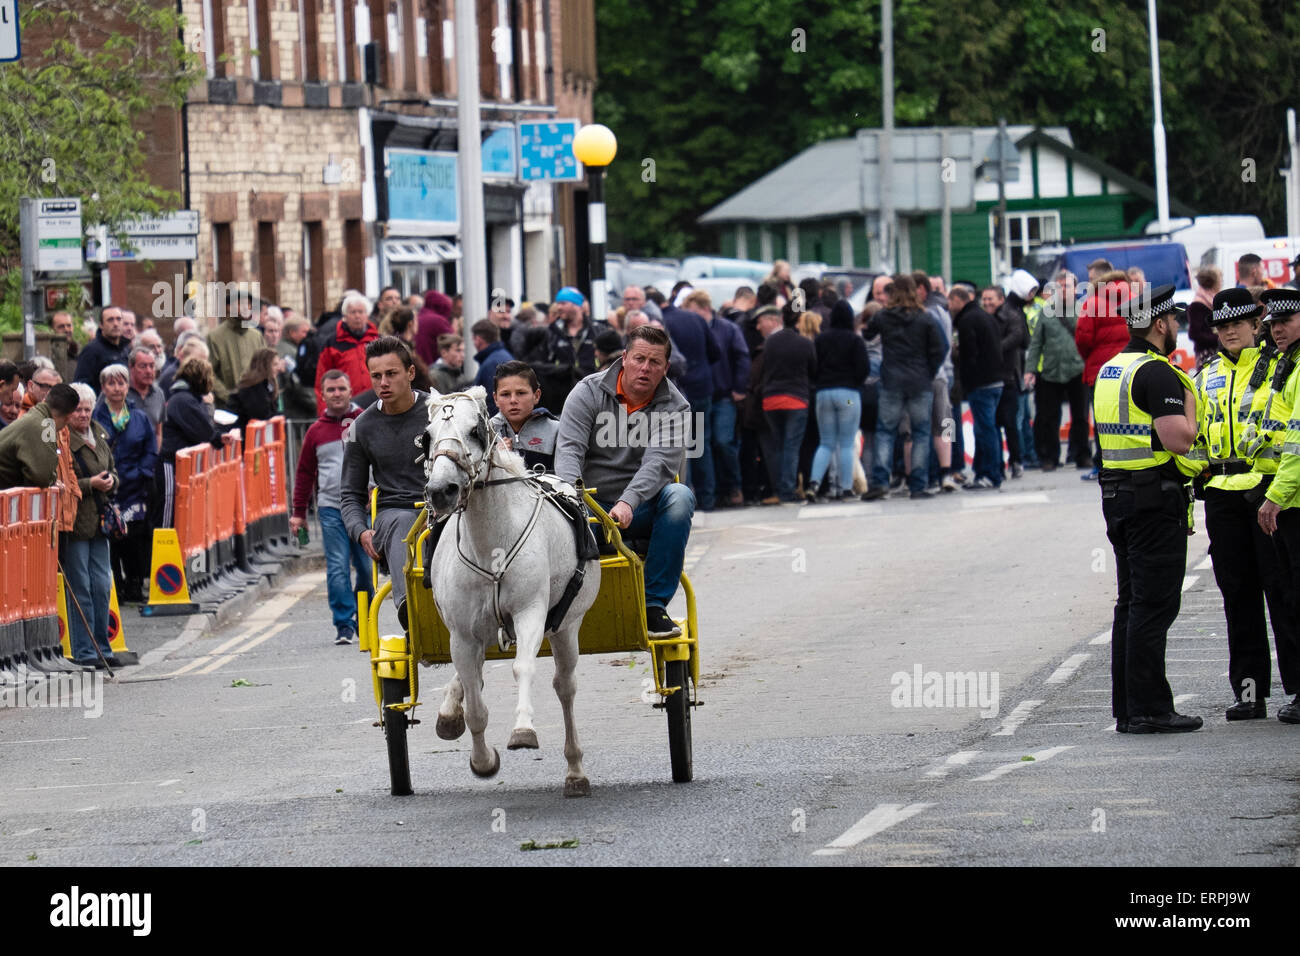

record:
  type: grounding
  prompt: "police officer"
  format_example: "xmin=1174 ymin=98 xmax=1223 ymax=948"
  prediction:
xmin=1191 ymin=288 xmax=1299 ymax=720
xmin=1254 ymin=289 xmax=1300 ymax=723
xmin=1096 ymin=284 xmax=1203 ymax=733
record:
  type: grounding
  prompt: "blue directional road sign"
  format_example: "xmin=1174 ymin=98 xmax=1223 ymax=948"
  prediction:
xmin=518 ymin=119 xmax=581 ymax=182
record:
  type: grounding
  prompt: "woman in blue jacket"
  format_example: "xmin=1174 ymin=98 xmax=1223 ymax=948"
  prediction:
xmin=95 ymin=364 xmax=158 ymax=602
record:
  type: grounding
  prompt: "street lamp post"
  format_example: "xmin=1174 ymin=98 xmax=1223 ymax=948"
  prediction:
xmin=573 ymin=124 xmax=617 ymax=323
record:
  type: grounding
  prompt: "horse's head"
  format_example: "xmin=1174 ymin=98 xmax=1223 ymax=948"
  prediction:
xmin=422 ymin=387 xmax=495 ymax=515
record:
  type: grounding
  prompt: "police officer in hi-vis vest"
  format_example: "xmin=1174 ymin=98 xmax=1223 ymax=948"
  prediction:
xmin=1254 ymin=288 xmax=1300 ymax=724
xmin=1096 ymin=284 xmax=1203 ymax=734
xmin=1190 ymin=288 xmax=1300 ymax=721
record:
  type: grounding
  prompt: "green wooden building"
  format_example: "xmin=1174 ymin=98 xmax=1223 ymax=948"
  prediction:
xmin=699 ymin=126 xmax=1194 ymax=285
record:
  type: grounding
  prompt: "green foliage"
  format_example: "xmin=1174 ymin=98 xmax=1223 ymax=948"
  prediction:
xmin=0 ymin=0 xmax=202 ymax=311
xmin=596 ymin=0 xmax=1300 ymax=257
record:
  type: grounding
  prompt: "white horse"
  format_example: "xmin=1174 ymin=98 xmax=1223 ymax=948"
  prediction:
xmin=422 ymin=387 xmax=600 ymax=797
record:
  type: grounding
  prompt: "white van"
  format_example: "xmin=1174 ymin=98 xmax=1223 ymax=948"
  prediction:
xmin=1200 ymin=236 xmax=1300 ymax=285
xmin=1143 ymin=215 xmax=1264 ymax=272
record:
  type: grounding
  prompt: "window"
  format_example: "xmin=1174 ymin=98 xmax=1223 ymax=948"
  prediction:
xmin=425 ymin=0 xmax=445 ymax=94
xmin=301 ymin=0 xmax=321 ymax=82
xmin=992 ymin=209 xmax=1060 ymax=273
xmin=303 ymin=222 xmax=325 ymax=320
xmin=204 ymin=0 xmax=226 ymax=78
xmin=213 ymin=223 xmax=233 ymax=283
xmin=249 ymin=0 xmax=273 ymax=80
xmin=345 ymin=219 xmax=366 ymax=291
xmin=258 ymin=221 xmax=279 ymax=304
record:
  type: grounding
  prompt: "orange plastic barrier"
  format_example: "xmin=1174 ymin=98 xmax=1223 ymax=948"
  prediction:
xmin=0 ymin=487 xmax=60 ymax=670
xmin=0 ymin=489 xmax=24 ymax=666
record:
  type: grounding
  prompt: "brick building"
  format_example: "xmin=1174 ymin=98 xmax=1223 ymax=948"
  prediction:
xmin=117 ymin=0 xmax=595 ymax=333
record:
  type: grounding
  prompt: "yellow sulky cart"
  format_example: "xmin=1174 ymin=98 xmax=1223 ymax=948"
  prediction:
xmin=358 ymin=491 xmax=700 ymax=796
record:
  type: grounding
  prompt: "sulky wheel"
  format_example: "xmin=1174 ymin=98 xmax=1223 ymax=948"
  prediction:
xmin=382 ymin=677 xmax=413 ymax=796
xmin=664 ymin=659 xmax=693 ymax=783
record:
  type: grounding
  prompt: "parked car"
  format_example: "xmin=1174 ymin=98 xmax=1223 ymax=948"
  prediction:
xmin=1200 ymin=236 xmax=1300 ymax=286
xmin=1021 ymin=240 xmax=1194 ymax=303
xmin=677 ymin=256 xmax=770 ymax=281
xmin=1143 ymin=215 xmax=1264 ymax=272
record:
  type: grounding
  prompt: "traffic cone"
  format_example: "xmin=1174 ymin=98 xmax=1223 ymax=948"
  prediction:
xmin=141 ymin=528 xmax=200 ymax=616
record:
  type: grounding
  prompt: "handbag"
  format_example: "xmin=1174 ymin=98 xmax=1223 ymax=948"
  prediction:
xmin=71 ymin=440 xmax=127 ymax=540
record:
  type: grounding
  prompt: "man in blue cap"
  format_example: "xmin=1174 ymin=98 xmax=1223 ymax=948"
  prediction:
xmin=531 ymin=287 xmax=597 ymax=413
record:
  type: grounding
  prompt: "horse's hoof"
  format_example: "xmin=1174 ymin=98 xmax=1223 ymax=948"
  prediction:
xmin=470 ymin=747 xmax=500 ymax=778
xmin=564 ymin=775 xmax=590 ymax=798
xmin=435 ymin=712 xmax=466 ymax=740
xmin=507 ymin=728 xmax=539 ymax=750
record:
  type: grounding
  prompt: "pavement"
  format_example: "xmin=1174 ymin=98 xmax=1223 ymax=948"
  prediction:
xmin=0 ymin=469 xmax=1297 ymax=873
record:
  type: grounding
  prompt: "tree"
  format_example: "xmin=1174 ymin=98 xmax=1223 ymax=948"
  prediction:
xmin=0 ymin=0 xmax=202 ymax=328
xmin=595 ymin=0 xmax=1300 ymax=258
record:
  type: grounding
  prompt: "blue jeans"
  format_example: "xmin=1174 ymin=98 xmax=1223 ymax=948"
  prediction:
xmin=61 ymin=535 xmax=112 ymax=661
xmin=810 ymin=387 xmax=860 ymax=493
xmin=710 ymin=396 xmax=742 ymax=499
xmin=760 ymin=407 xmax=809 ymax=500
xmin=967 ymin=384 xmax=1004 ymax=485
xmin=1017 ymin=390 xmax=1038 ymax=465
xmin=873 ymin=388 xmax=933 ymax=493
xmin=601 ymin=483 xmax=695 ymax=608
xmin=686 ymin=395 xmax=714 ymax=509
xmin=320 ymin=506 xmax=373 ymax=633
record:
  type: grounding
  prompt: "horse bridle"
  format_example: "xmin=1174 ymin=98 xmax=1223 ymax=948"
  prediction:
xmin=423 ymin=395 xmax=499 ymax=506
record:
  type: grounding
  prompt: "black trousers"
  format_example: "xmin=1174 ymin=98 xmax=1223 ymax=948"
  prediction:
xmin=1104 ymin=483 xmax=1186 ymax=720
xmin=995 ymin=380 xmax=1021 ymax=469
xmin=1272 ymin=509 xmax=1300 ymax=628
xmin=110 ymin=520 xmax=151 ymax=600
xmin=1205 ymin=486 xmax=1300 ymax=699
xmin=1034 ymin=374 xmax=1091 ymax=468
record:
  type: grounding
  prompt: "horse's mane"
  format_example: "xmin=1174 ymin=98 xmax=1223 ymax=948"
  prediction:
xmin=427 ymin=387 xmax=530 ymax=480
xmin=491 ymin=442 xmax=529 ymax=478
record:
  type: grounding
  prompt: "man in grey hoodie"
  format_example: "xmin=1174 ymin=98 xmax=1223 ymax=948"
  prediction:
xmin=555 ymin=326 xmax=695 ymax=637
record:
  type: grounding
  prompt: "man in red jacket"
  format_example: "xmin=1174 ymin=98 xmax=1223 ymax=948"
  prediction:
xmin=292 ymin=369 xmax=369 ymax=643
xmin=1075 ymin=270 xmax=1134 ymax=480
xmin=315 ymin=293 xmax=379 ymax=411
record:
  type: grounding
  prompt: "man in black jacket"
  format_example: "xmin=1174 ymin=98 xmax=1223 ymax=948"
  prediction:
xmin=949 ymin=284 xmax=1006 ymax=489
xmin=862 ymin=275 xmax=944 ymax=499
xmin=756 ymin=304 xmax=816 ymax=503
xmin=994 ymin=270 xmax=1036 ymax=479
xmin=74 ymin=305 xmax=129 ymax=388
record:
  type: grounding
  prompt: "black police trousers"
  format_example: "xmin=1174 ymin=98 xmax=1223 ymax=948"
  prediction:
xmin=1204 ymin=486 xmax=1300 ymax=699
xmin=1103 ymin=482 xmax=1185 ymax=720
xmin=1269 ymin=507 xmax=1300 ymax=653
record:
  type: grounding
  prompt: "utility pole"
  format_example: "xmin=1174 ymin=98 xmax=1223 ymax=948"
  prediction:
xmin=878 ymin=0 xmax=894 ymax=273
xmin=455 ymin=0 xmax=487 ymax=327
xmin=1147 ymin=0 xmax=1170 ymax=233
xmin=1287 ymin=109 xmax=1300 ymax=240
xmin=997 ymin=116 xmax=1009 ymax=278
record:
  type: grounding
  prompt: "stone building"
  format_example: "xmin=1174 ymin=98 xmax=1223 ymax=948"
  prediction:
xmin=116 ymin=0 xmax=595 ymax=334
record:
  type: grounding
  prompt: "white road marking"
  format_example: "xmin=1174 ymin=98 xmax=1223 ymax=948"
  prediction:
xmin=721 ymin=524 xmax=797 ymax=560
xmin=1194 ymin=555 xmax=1213 ymax=571
xmin=925 ymin=751 xmax=980 ymax=778
xmin=798 ymin=504 xmax=882 ymax=520
xmin=157 ymin=779 xmax=180 ymax=787
xmin=992 ymin=700 xmax=1043 ymax=736
xmin=961 ymin=493 xmax=1050 ymax=509
xmin=9 ymin=827 xmax=41 ymax=837
xmin=1181 ymin=575 xmax=1199 ymax=592
xmin=135 ymin=616 xmax=208 ymax=669
xmin=0 ymin=736 xmax=89 ymax=746
xmin=74 ymin=806 xmax=99 ymax=813
xmin=15 ymin=780 xmax=179 ymax=792
xmin=1173 ymin=694 xmax=1196 ymax=706
xmin=194 ymin=622 xmax=294 ymax=674
xmin=160 ymin=655 xmax=214 ymax=677
xmin=813 ymin=802 xmax=933 ymax=856
xmin=1089 ymin=629 xmax=1111 ymax=645
xmin=972 ymin=746 xmax=1073 ymax=782
xmin=1046 ymin=653 xmax=1090 ymax=684
xmin=682 ymin=544 xmax=708 ymax=571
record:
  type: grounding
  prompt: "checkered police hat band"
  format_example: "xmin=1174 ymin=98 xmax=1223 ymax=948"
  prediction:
xmin=1214 ymin=302 xmax=1259 ymax=322
xmin=1267 ymin=298 xmax=1300 ymax=315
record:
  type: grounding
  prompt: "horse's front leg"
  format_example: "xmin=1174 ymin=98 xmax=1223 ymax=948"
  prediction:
xmin=435 ymin=673 xmax=465 ymax=740
xmin=450 ymin=636 xmax=497 ymax=777
xmin=549 ymin=622 xmax=589 ymax=797
xmin=506 ymin=603 xmax=548 ymax=750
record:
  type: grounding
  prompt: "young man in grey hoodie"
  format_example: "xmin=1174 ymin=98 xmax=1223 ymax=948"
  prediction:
xmin=555 ymin=326 xmax=695 ymax=637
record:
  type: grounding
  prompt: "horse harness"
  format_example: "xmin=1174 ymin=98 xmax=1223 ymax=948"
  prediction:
xmin=423 ymin=396 xmax=598 ymax=650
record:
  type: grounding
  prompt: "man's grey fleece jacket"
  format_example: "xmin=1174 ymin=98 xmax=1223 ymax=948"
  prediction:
xmin=554 ymin=359 xmax=690 ymax=511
